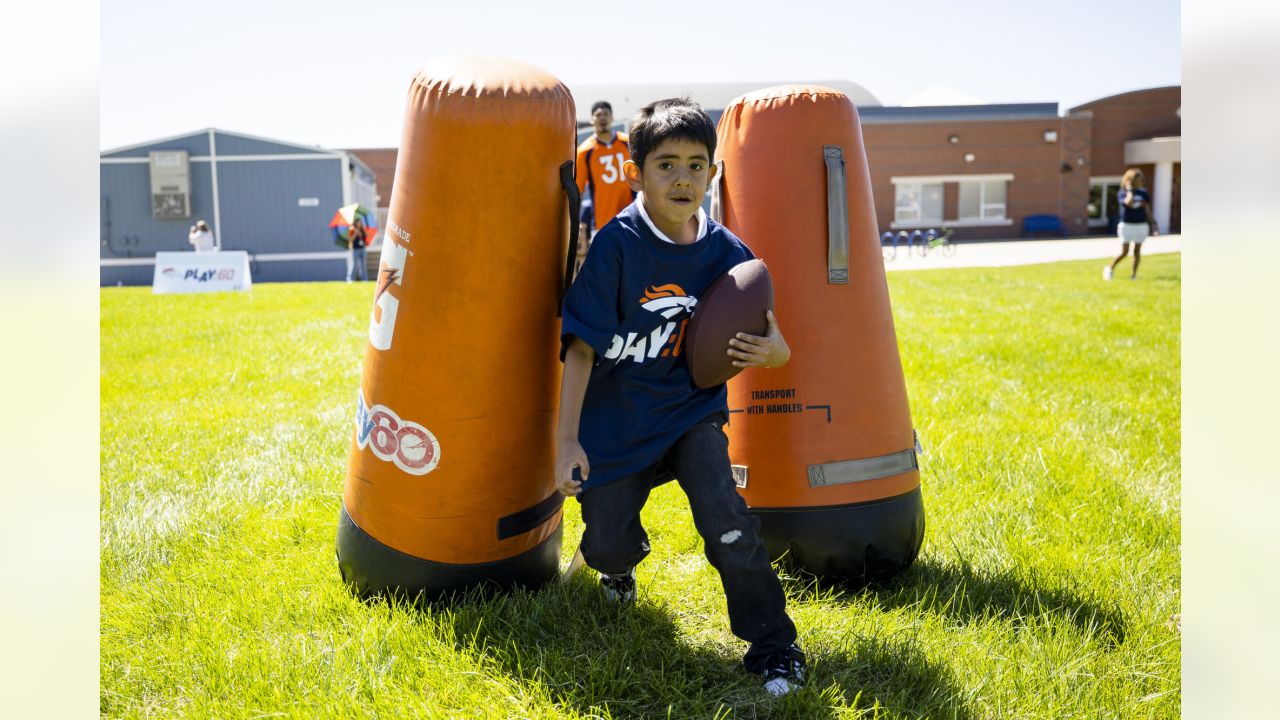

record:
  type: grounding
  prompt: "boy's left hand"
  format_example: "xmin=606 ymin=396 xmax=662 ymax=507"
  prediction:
xmin=727 ymin=310 xmax=790 ymax=369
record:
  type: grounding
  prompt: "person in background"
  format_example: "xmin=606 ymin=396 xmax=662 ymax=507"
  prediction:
xmin=188 ymin=220 xmax=215 ymax=252
xmin=1104 ymin=168 xmax=1158 ymax=280
xmin=574 ymin=101 xmax=634 ymax=269
xmin=347 ymin=216 xmax=369 ymax=282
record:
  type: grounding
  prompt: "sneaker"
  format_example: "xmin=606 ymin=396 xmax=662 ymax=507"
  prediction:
xmin=1103 ymin=266 xmax=1113 ymax=280
xmin=761 ymin=644 xmax=807 ymax=697
xmin=599 ymin=567 xmax=637 ymax=604
xmin=1129 ymin=274 xmax=1137 ymax=280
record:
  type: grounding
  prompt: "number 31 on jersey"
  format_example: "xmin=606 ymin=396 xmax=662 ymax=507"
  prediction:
xmin=598 ymin=152 xmax=626 ymax=184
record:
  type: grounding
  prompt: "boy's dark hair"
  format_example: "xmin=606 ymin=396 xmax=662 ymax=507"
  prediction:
xmin=628 ymin=98 xmax=716 ymax=170
xmin=590 ymin=100 xmax=612 ymax=114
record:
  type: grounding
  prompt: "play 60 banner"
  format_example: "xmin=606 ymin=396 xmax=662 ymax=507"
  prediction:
xmin=152 ymin=251 xmax=252 ymax=294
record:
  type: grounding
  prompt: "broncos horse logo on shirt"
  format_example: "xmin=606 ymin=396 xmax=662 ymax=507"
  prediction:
xmin=603 ymin=284 xmax=699 ymax=363
xmin=639 ymin=283 xmax=697 ymax=318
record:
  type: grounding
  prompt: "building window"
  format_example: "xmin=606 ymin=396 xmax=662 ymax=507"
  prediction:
xmin=890 ymin=173 xmax=1014 ymax=228
xmin=895 ymin=182 xmax=943 ymax=224
xmin=1088 ymin=178 xmax=1122 ymax=227
xmin=958 ymin=179 xmax=1007 ymax=220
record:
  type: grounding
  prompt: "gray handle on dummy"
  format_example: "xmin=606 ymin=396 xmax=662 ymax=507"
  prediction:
xmin=824 ymin=145 xmax=849 ymax=284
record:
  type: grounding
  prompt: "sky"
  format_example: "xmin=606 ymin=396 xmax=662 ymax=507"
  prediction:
xmin=100 ymin=0 xmax=1180 ymax=151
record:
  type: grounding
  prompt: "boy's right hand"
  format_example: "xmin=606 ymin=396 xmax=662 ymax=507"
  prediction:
xmin=555 ymin=439 xmax=589 ymax=496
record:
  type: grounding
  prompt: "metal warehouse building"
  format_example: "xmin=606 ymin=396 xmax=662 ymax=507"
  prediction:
xmin=100 ymin=128 xmax=378 ymax=286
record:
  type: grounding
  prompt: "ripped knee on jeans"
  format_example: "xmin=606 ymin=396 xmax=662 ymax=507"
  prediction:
xmin=719 ymin=529 xmax=743 ymax=545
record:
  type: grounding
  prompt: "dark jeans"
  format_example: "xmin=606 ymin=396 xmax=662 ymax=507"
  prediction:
xmin=578 ymin=414 xmax=797 ymax=671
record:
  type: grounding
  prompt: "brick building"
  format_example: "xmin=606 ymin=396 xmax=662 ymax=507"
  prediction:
xmin=860 ymin=103 xmax=1094 ymax=240
xmin=351 ymin=84 xmax=1180 ymax=244
xmin=860 ymin=86 xmax=1179 ymax=239
xmin=1071 ymin=86 xmax=1181 ymax=235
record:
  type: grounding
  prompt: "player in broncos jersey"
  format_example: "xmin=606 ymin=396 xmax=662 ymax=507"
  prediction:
xmin=575 ymin=101 xmax=635 ymax=268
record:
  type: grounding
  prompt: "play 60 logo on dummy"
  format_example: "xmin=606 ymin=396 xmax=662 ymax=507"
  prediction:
xmin=354 ymin=392 xmax=440 ymax=475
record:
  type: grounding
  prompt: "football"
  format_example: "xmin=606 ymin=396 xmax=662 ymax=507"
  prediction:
xmin=686 ymin=259 xmax=775 ymax=389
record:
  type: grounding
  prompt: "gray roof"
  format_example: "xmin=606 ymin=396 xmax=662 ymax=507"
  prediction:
xmin=100 ymin=128 xmax=373 ymax=174
xmin=570 ymin=80 xmax=881 ymax=122
xmin=858 ymin=103 xmax=1060 ymax=124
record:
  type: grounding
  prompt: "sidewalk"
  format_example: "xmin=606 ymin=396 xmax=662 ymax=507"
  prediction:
xmin=882 ymin=234 xmax=1182 ymax=272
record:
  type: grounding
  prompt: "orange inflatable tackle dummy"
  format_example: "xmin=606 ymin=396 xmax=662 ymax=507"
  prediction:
xmin=712 ymin=85 xmax=925 ymax=582
xmin=336 ymin=57 xmax=579 ymax=599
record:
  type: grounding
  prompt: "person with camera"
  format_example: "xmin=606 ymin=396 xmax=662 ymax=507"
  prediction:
xmin=188 ymin=220 xmax=215 ymax=252
xmin=1104 ymin=168 xmax=1158 ymax=281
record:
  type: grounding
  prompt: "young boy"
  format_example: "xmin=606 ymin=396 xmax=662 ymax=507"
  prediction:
xmin=556 ymin=98 xmax=807 ymax=696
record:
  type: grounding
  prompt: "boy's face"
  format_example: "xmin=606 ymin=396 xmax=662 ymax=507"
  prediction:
xmin=623 ymin=137 xmax=717 ymax=233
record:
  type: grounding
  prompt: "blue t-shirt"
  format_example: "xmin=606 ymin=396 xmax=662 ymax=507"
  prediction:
xmin=561 ymin=201 xmax=755 ymax=490
xmin=1118 ymin=188 xmax=1152 ymax=223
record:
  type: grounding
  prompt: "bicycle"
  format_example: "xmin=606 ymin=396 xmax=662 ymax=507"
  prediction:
xmin=910 ymin=229 xmax=928 ymax=257
xmin=882 ymin=227 xmax=957 ymax=259
xmin=922 ymin=227 xmax=957 ymax=257
xmin=881 ymin=231 xmax=898 ymax=260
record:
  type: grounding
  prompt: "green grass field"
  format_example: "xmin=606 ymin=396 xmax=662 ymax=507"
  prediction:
xmin=100 ymin=254 xmax=1180 ymax=719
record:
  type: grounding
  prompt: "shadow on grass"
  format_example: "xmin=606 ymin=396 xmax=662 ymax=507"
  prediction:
xmin=375 ymin=574 xmax=974 ymax=719
xmin=786 ymin=557 xmax=1127 ymax=647
xmin=816 ymin=632 xmax=976 ymax=720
